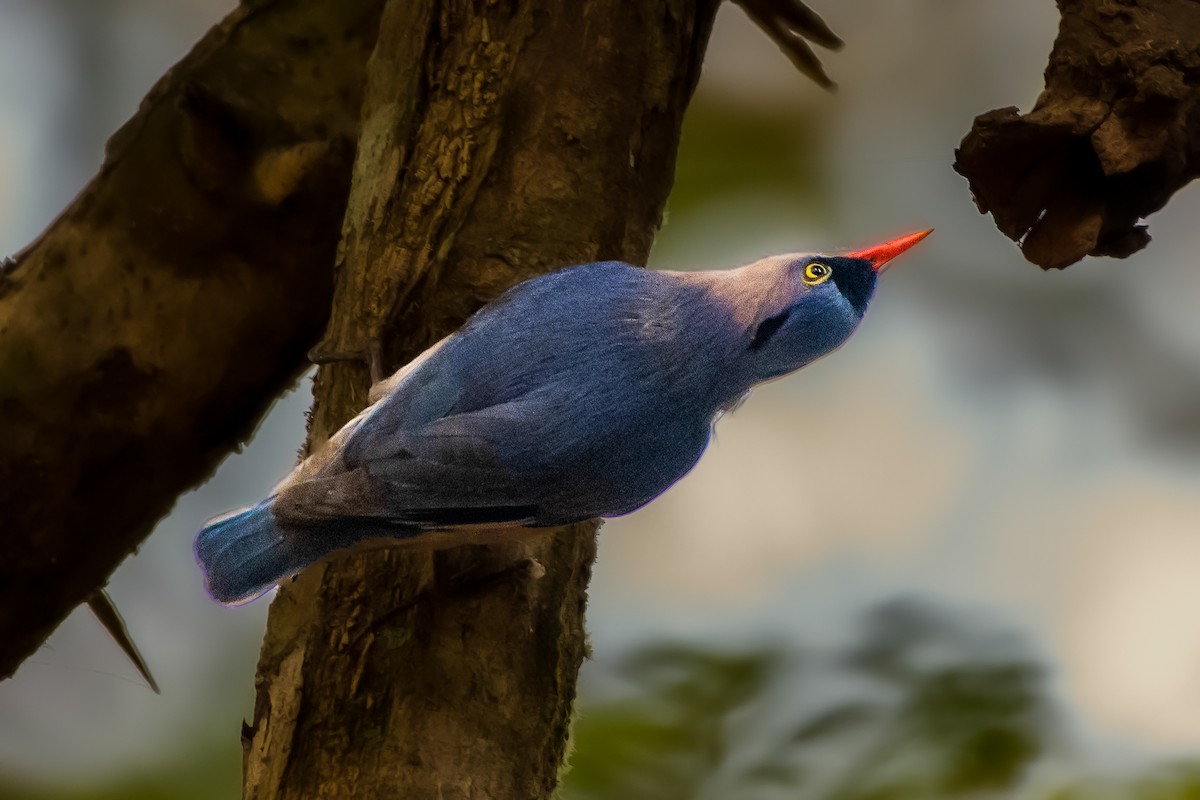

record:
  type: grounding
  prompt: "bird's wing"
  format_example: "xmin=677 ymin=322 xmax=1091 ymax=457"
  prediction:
xmin=278 ymin=263 xmax=656 ymax=527
xmin=268 ymin=334 xmax=463 ymax=496
xmin=273 ymin=397 xmax=569 ymax=530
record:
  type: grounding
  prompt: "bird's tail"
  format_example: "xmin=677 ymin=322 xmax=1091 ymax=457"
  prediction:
xmin=194 ymin=502 xmax=298 ymax=606
xmin=195 ymin=502 xmax=407 ymax=606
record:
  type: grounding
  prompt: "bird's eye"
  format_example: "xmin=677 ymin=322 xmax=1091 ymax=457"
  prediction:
xmin=803 ymin=262 xmax=832 ymax=285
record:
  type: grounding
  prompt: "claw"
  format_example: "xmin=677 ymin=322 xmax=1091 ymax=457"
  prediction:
xmin=308 ymin=339 xmax=386 ymax=389
xmin=366 ymin=339 xmax=385 ymax=387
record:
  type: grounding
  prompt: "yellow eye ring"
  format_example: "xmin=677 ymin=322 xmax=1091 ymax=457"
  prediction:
xmin=803 ymin=262 xmax=832 ymax=285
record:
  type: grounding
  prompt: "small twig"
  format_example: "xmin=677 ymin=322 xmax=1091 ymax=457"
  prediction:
xmin=86 ymin=589 xmax=160 ymax=694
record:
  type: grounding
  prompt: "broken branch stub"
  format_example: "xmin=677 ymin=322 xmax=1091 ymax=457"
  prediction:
xmin=954 ymin=0 xmax=1200 ymax=269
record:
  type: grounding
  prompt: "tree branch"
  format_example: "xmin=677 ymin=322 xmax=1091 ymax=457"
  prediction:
xmin=0 ymin=0 xmax=383 ymax=679
xmin=242 ymin=0 xmax=720 ymax=796
xmin=954 ymin=0 xmax=1200 ymax=269
xmin=732 ymin=0 xmax=843 ymax=89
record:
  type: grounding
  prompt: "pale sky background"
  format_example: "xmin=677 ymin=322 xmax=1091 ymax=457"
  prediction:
xmin=3 ymin=0 xmax=1200 ymax=789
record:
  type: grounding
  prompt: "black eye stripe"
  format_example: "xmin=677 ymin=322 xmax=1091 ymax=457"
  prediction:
xmin=827 ymin=257 xmax=877 ymax=316
xmin=749 ymin=308 xmax=792 ymax=351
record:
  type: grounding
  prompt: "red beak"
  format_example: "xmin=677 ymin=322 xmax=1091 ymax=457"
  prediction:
xmin=848 ymin=229 xmax=933 ymax=273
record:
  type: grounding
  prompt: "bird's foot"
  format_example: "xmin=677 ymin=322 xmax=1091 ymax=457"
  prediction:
xmin=351 ymin=547 xmax=542 ymax=646
xmin=308 ymin=338 xmax=386 ymax=388
xmin=442 ymin=550 xmax=545 ymax=594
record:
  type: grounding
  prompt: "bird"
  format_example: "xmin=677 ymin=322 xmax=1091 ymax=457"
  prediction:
xmin=195 ymin=230 xmax=931 ymax=606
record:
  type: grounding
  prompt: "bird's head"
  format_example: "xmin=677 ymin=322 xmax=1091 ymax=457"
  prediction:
xmin=726 ymin=230 xmax=931 ymax=383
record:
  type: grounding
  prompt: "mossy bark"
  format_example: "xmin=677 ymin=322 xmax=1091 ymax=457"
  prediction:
xmin=243 ymin=0 xmax=719 ymax=797
xmin=0 ymin=0 xmax=383 ymax=680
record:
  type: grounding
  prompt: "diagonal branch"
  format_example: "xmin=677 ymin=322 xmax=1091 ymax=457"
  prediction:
xmin=0 ymin=0 xmax=385 ymax=680
xmin=732 ymin=0 xmax=843 ymax=89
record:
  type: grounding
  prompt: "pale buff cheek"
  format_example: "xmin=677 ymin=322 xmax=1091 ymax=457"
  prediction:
xmin=666 ymin=254 xmax=808 ymax=330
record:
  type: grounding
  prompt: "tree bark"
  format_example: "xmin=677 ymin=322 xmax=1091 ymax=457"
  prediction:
xmin=954 ymin=0 xmax=1200 ymax=270
xmin=243 ymin=1 xmax=719 ymax=797
xmin=0 ymin=0 xmax=384 ymax=679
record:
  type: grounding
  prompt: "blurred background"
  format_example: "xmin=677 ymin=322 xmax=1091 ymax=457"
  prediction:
xmin=4 ymin=1 xmax=1200 ymax=798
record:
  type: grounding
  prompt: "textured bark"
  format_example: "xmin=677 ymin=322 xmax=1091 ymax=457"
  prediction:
xmin=0 ymin=0 xmax=385 ymax=679
xmin=954 ymin=0 xmax=1200 ymax=269
xmin=243 ymin=1 xmax=719 ymax=797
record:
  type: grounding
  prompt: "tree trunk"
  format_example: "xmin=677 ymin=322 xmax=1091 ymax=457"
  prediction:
xmin=0 ymin=0 xmax=383 ymax=680
xmin=243 ymin=1 xmax=719 ymax=797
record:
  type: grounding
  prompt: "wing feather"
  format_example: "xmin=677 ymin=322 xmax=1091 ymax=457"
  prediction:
xmin=274 ymin=403 xmax=555 ymax=529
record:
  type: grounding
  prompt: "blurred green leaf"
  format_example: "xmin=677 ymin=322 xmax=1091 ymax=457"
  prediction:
xmin=898 ymin=663 xmax=1046 ymax=792
xmin=1130 ymin=763 xmax=1200 ymax=800
xmin=564 ymin=599 xmax=1073 ymax=800
xmin=739 ymin=759 xmax=806 ymax=787
xmin=565 ymin=646 xmax=787 ymax=800
xmin=789 ymin=702 xmax=884 ymax=743
xmin=0 ymin=735 xmax=240 ymax=800
xmin=620 ymin=645 xmax=781 ymax=717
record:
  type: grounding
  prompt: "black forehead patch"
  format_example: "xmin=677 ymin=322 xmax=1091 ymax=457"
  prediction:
xmin=822 ymin=256 xmax=877 ymax=316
